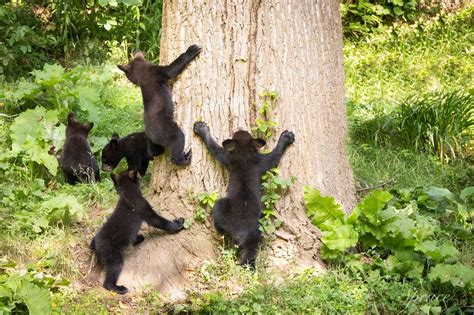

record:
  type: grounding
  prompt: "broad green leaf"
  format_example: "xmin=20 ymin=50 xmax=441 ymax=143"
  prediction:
xmin=32 ymin=64 xmax=65 ymax=87
xmin=119 ymin=0 xmax=142 ymax=6
xmin=73 ymin=85 xmax=101 ymax=123
xmin=439 ymin=242 xmax=460 ymax=260
xmin=385 ymin=216 xmax=416 ymax=240
xmin=460 ymin=186 xmax=474 ymax=202
xmin=11 ymin=80 xmax=40 ymax=101
xmin=41 ymin=194 xmax=85 ymax=225
xmin=385 ymin=251 xmax=424 ymax=278
xmin=414 ymin=214 xmax=437 ymax=241
xmin=31 ymin=217 xmax=49 ymax=234
xmin=428 ymin=263 xmax=474 ymax=289
xmin=321 ymin=224 xmax=358 ymax=252
xmin=17 ymin=280 xmax=51 ymax=315
xmin=354 ymin=190 xmax=392 ymax=225
xmin=426 ymin=186 xmax=454 ymax=201
xmin=304 ymin=186 xmax=345 ymax=229
xmin=7 ymin=107 xmax=64 ymax=175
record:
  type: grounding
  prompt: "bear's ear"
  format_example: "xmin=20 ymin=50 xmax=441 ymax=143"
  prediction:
xmin=222 ymin=139 xmax=237 ymax=153
xmin=128 ymin=170 xmax=140 ymax=182
xmin=117 ymin=64 xmax=129 ymax=73
xmin=86 ymin=122 xmax=94 ymax=132
xmin=110 ymin=173 xmax=120 ymax=185
xmin=67 ymin=112 xmax=75 ymax=124
xmin=133 ymin=50 xmax=145 ymax=60
xmin=110 ymin=133 xmax=119 ymax=148
xmin=252 ymin=138 xmax=266 ymax=149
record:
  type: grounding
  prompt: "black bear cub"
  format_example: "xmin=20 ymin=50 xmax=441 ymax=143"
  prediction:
xmin=60 ymin=112 xmax=100 ymax=184
xmin=193 ymin=121 xmax=295 ymax=267
xmin=117 ymin=45 xmax=201 ymax=166
xmin=90 ymin=170 xmax=185 ymax=294
xmin=101 ymin=132 xmax=163 ymax=176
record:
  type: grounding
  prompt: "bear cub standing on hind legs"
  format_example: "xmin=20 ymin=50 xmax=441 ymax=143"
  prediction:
xmin=101 ymin=131 xmax=163 ymax=176
xmin=193 ymin=121 xmax=295 ymax=268
xmin=117 ymin=44 xmax=201 ymax=166
xmin=60 ymin=112 xmax=100 ymax=184
xmin=90 ymin=170 xmax=185 ymax=294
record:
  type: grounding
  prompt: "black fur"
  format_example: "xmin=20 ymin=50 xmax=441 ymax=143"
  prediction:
xmin=90 ymin=170 xmax=185 ymax=294
xmin=101 ymin=132 xmax=163 ymax=176
xmin=60 ymin=112 xmax=100 ymax=184
xmin=193 ymin=121 xmax=295 ymax=267
xmin=117 ymin=45 xmax=201 ymax=166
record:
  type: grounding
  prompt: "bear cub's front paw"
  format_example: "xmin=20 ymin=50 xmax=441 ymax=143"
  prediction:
xmin=171 ymin=217 xmax=185 ymax=232
xmin=186 ymin=44 xmax=202 ymax=59
xmin=193 ymin=121 xmax=209 ymax=137
xmin=280 ymin=130 xmax=295 ymax=145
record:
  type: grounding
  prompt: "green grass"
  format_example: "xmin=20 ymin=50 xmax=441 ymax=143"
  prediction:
xmin=344 ymin=7 xmax=473 ymax=106
xmin=170 ymin=268 xmax=447 ymax=314
xmin=349 ymin=145 xmax=473 ymax=193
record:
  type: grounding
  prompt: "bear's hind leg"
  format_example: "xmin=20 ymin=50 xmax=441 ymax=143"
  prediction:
xmin=169 ymin=129 xmax=192 ymax=166
xmin=212 ymin=198 xmax=231 ymax=235
xmin=103 ymin=252 xmax=128 ymax=294
xmin=237 ymin=229 xmax=262 ymax=269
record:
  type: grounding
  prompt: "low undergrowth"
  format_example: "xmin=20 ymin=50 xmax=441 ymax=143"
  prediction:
xmin=304 ymin=185 xmax=474 ymax=313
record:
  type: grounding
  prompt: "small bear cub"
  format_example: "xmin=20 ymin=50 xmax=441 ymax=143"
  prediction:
xmin=193 ymin=121 xmax=295 ymax=267
xmin=90 ymin=170 xmax=185 ymax=294
xmin=117 ymin=45 xmax=201 ymax=166
xmin=102 ymin=131 xmax=163 ymax=176
xmin=60 ymin=112 xmax=99 ymax=184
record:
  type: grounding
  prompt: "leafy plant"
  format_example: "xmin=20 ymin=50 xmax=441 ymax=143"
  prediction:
xmin=341 ymin=0 xmax=432 ymax=37
xmin=0 ymin=4 xmax=57 ymax=82
xmin=259 ymin=168 xmax=292 ymax=235
xmin=4 ymin=63 xmax=114 ymax=122
xmin=1 ymin=107 xmax=64 ymax=176
xmin=304 ymin=185 xmax=473 ymax=310
xmin=194 ymin=191 xmax=218 ymax=223
xmin=252 ymin=90 xmax=279 ymax=140
xmin=0 ymin=168 xmax=86 ymax=237
xmin=0 ymin=259 xmax=69 ymax=315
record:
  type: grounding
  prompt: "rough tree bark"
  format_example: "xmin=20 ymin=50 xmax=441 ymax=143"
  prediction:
xmin=118 ymin=0 xmax=357 ymax=299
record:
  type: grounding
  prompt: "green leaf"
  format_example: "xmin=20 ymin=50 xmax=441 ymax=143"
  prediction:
xmin=428 ymin=263 xmax=474 ymax=289
xmin=460 ymin=186 xmax=474 ymax=202
xmin=73 ymin=85 xmax=101 ymax=123
xmin=17 ymin=279 xmax=51 ymax=315
xmin=304 ymin=186 xmax=345 ymax=230
xmin=384 ymin=251 xmax=424 ymax=278
xmin=393 ymin=6 xmax=404 ymax=16
xmin=119 ymin=0 xmax=142 ymax=5
xmin=32 ymin=64 xmax=65 ymax=87
xmin=321 ymin=224 xmax=358 ymax=252
xmin=426 ymin=186 xmax=454 ymax=201
xmin=353 ymin=190 xmax=392 ymax=225
xmin=183 ymin=218 xmax=193 ymax=229
xmin=7 ymin=107 xmax=64 ymax=175
xmin=41 ymin=194 xmax=85 ymax=225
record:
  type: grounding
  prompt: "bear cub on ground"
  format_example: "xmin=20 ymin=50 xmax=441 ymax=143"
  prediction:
xmin=117 ymin=44 xmax=201 ymax=166
xmin=102 ymin=131 xmax=163 ymax=176
xmin=193 ymin=121 xmax=295 ymax=267
xmin=90 ymin=170 xmax=185 ymax=294
xmin=60 ymin=112 xmax=100 ymax=184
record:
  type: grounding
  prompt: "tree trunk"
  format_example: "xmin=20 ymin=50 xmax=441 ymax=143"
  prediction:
xmin=118 ymin=0 xmax=357 ymax=299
